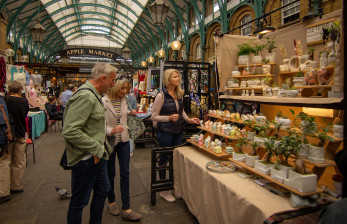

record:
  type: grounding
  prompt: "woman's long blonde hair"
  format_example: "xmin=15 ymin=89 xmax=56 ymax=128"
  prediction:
xmin=162 ymin=69 xmax=184 ymax=99
xmin=107 ymin=74 xmax=129 ymax=100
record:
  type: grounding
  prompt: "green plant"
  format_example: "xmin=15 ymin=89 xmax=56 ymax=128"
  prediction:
xmin=276 ymin=111 xmax=283 ymax=118
xmin=322 ymin=20 xmax=341 ymax=44
xmin=262 ymin=58 xmax=270 ymax=64
xmin=250 ymin=141 xmax=259 ymax=156
xmin=294 ymin=71 xmax=304 ymax=77
xmin=271 ymin=120 xmax=283 ymax=141
xmin=263 ymin=138 xmax=276 ymax=163
xmin=308 ymin=47 xmax=315 ymax=60
xmin=237 ymin=43 xmax=254 ymax=56
xmin=235 ymin=134 xmax=248 ymax=153
xmin=265 ymin=36 xmax=276 ymax=53
xmin=291 ymin=110 xmax=318 ymax=135
xmin=254 ymin=120 xmax=270 ymax=138
xmin=251 ymin=41 xmax=266 ymax=56
xmin=262 ymin=75 xmax=272 ymax=85
xmin=316 ymin=125 xmax=335 ymax=147
xmin=243 ymin=120 xmax=257 ymax=132
xmin=277 ymin=134 xmax=302 ymax=166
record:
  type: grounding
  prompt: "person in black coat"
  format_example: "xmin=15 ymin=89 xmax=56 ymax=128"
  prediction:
xmin=45 ymin=96 xmax=63 ymax=120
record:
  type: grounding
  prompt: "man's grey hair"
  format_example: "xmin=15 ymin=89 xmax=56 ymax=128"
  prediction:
xmin=91 ymin=62 xmax=118 ymax=80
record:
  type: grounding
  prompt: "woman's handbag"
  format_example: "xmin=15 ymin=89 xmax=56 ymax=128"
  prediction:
xmin=126 ymin=97 xmax=145 ymax=139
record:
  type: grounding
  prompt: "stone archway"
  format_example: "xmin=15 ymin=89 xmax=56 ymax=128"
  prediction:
xmin=228 ymin=5 xmax=255 ymax=35
xmin=189 ymin=33 xmax=201 ymax=62
xmin=205 ymin=22 xmax=222 ymax=62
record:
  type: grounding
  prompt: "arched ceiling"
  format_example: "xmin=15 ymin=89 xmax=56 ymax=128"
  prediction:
xmin=2 ymin=0 xmax=193 ymax=59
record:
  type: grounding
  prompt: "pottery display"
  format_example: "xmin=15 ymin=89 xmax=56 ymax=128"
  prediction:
xmin=232 ymin=152 xmax=246 ymax=162
xmin=286 ymin=90 xmax=299 ymax=98
xmin=254 ymin=160 xmax=274 ymax=175
xmin=293 ymin=77 xmax=306 ymax=86
xmin=245 ymin=154 xmax=259 ymax=167
xmin=284 ymin=170 xmax=317 ymax=193
xmin=238 ymin=55 xmax=250 ymax=65
xmin=333 ymin=124 xmax=343 ymax=138
xmin=252 ymin=55 xmax=262 ymax=64
xmin=308 ymin=145 xmax=325 ymax=163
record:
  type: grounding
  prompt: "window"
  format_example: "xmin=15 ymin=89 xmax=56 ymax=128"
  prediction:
xmin=241 ymin=15 xmax=252 ymax=36
xmin=196 ymin=44 xmax=202 ymax=59
xmin=182 ymin=49 xmax=186 ymax=61
xmin=213 ymin=3 xmax=219 ymax=13
xmin=282 ymin=0 xmax=300 ymax=24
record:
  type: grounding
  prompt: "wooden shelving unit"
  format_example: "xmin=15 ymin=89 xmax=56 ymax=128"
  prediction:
xmin=197 ymin=126 xmax=239 ymax=140
xmin=230 ymin=74 xmax=274 ymax=78
xmin=228 ymin=157 xmax=324 ymax=197
xmin=187 ymin=139 xmax=231 ymax=158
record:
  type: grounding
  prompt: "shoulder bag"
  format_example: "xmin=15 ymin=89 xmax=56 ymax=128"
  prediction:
xmin=59 ymin=88 xmax=103 ymax=170
xmin=125 ymin=96 xmax=145 ymax=139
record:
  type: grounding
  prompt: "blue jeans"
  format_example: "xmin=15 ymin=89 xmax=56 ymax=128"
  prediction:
xmin=157 ymin=131 xmax=183 ymax=180
xmin=67 ymin=157 xmax=110 ymax=224
xmin=107 ymin=141 xmax=130 ymax=210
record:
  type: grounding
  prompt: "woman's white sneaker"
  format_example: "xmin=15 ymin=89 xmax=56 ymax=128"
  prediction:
xmin=159 ymin=191 xmax=176 ymax=202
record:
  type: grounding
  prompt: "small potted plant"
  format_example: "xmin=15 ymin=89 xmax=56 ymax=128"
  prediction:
xmin=262 ymin=58 xmax=271 ymax=75
xmin=293 ymin=71 xmax=306 ymax=86
xmin=243 ymin=120 xmax=257 ymax=141
xmin=251 ymin=40 xmax=265 ymax=64
xmin=255 ymin=113 xmax=267 ymax=125
xmin=294 ymin=112 xmax=318 ymax=135
xmin=309 ymin=125 xmax=335 ymax=163
xmin=233 ymin=132 xmax=248 ymax=161
xmin=237 ymin=43 xmax=254 ymax=65
xmin=265 ymin=36 xmax=277 ymax=63
xmin=278 ymin=44 xmax=289 ymax=72
xmin=254 ymin=138 xmax=275 ymax=175
xmin=253 ymin=120 xmax=270 ymax=145
xmin=246 ymin=141 xmax=260 ymax=167
xmin=333 ymin=117 xmax=343 ymax=138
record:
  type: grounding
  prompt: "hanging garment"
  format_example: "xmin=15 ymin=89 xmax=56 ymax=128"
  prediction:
xmin=0 ymin=57 xmax=6 ymax=92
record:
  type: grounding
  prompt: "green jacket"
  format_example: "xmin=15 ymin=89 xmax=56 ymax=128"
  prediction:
xmin=62 ymin=81 xmax=111 ymax=166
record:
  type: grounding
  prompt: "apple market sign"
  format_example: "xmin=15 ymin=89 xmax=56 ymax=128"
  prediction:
xmin=60 ymin=48 xmax=117 ymax=60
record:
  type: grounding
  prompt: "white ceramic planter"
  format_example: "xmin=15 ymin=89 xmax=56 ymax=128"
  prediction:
xmin=254 ymin=160 xmax=274 ymax=175
xmin=308 ymin=145 xmax=325 ymax=163
xmin=271 ymin=168 xmax=287 ymax=183
xmin=238 ymin=55 xmax=250 ymax=65
xmin=245 ymin=154 xmax=259 ymax=167
xmin=247 ymin=131 xmax=256 ymax=141
xmin=232 ymin=70 xmax=241 ymax=76
xmin=278 ymin=118 xmax=291 ymax=129
xmin=233 ymin=152 xmax=246 ymax=162
xmin=254 ymin=136 xmax=266 ymax=145
xmin=279 ymin=64 xmax=289 ymax=72
xmin=298 ymin=143 xmax=310 ymax=159
xmin=266 ymin=52 xmax=276 ymax=63
xmin=252 ymin=55 xmax=263 ymax=64
xmin=262 ymin=64 xmax=271 ymax=74
xmin=256 ymin=116 xmax=267 ymax=125
xmin=293 ymin=77 xmax=306 ymax=87
xmin=333 ymin=125 xmax=343 ymax=138
xmin=286 ymin=90 xmax=299 ymax=98
xmin=284 ymin=170 xmax=317 ymax=193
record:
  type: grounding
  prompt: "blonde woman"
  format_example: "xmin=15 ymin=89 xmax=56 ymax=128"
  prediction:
xmin=152 ymin=69 xmax=199 ymax=203
xmin=102 ymin=75 xmax=141 ymax=221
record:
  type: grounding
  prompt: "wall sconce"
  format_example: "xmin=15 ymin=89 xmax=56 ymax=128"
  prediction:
xmin=253 ymin=15 xmax=275 ymax=38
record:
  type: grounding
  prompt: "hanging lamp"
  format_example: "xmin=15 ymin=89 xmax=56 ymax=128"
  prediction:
xmin=148 ymin=0 xmax=170 ymax=27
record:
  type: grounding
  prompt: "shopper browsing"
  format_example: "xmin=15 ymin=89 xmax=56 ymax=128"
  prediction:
xmin=102 ymin=74 xmax=142 ymax=221
xmin=0 ymin=81 xmax=29 ymax=204
xmin=151 ymin=69 xmax=200 ymax=203
xmin=60 ymin=83 xmax=75 ymax=111
xmin=62 ymin=62 xmax=117 ymax=224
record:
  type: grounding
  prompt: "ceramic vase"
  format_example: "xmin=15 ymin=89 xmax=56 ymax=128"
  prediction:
xmin=238 ymin=55 xmax=250 ymax=65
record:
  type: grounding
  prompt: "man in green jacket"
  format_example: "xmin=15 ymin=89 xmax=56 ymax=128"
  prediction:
xmin=62 ymin=62 xmax=117 ymax=224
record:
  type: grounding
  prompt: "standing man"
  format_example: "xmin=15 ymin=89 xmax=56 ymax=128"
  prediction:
xmin=62 ymin=62 xmax=117 ymax=224
xmin=60 ymin=84 xmax=75 ymax=111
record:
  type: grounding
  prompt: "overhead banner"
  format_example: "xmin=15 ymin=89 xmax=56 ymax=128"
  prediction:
xmin=59 ymin=48 xmax=118 ymax=60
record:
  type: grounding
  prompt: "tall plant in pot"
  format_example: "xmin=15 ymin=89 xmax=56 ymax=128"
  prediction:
xmin=251 ymin=40 xmax=265 ymax=64
xmin=265 ymin=36 xmax=277 ymax=63
xmin=233 ymin=133 xmax=248 ymax=161
xmin=254 ymin=137 xmax=275 ymax=175
xmin=246 ymin=141 xmax=260 ymax=167
xmin=253 ymin=120 xmax=270 ymax=144
xmin=237 ymin=43 xmax=254 ymax=65
xmin=309 ymin=124 xmax=334 ymax=163
xmin=243 ymin=120 xmax=257 ymax=141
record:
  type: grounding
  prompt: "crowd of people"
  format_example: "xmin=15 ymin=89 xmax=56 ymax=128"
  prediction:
xmin=1 ymin=62 xmax=345 ymax=223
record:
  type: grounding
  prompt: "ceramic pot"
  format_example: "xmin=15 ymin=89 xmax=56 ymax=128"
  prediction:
xmin=262 ymin=64 xmax=271 ymax=75
xmin=247 ymin=131 xmax=256 ymax=141
xmin=271 ymin=165 xmax=294 ymax=183
xmin=254 ymin=160 xmax=274 ymax=175
xmin=238 ymin=55 xmax=250 ymax=65
xmin=266 ymin=52 xmax=276 ymax=63
xmin=298 ymin=143 xmax=310 ymax=159
xmin=254 ymin=136 xmax=266 ymax=145
xmin=232 ymin=152 xmax=246 ymax=162
xmin=286 ymin=90 xmax=299 ymax=98
xmin=246 ymin=154 xmax=259 ymax=167
xmin=278 ymin=118 xmax=291 ymax=128
xmin=232 ymin=70 xmax=241 ymax=76
xmin=272 ymin=87 xmax=280 ymax=96
xmin=252 ymin=55 xmax=263 ymax=64
xmin=284 ymin=170 xmax=317 ymax=193
xmin=293 ymin=77 xmax=306 ymax=87
xmin=308 ymin=145 xmax=325 ymax=163
xmin=256 ymin=115 xmax=267 ymax=125
xmin=279 ymin=64 xmax=289 ymax=72
xmin=320 ymin=52 xmax=328 ymax=67
xmin=333 ymin=124 xmax=343 ymax=138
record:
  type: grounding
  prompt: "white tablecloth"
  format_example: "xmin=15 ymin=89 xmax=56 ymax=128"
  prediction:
xmin=173 ymin=146 xmax=293 ymax=224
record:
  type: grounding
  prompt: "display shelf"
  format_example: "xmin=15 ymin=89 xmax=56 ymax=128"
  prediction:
xmin=207 ymin=114 xmax=244 ymax=124
xmin=228 ymin=157 xmax=324 ymax=197
xmin=219 ymin=95 xmax=343 ymax=109
xmin=302 ymin=158 xmax=335 ymax=168
xmin=237 ymin=63 xmax=276 ymax=68
xmin=197 ymin=126 xmax=239 ymax=140
xmin=187 ymin=139 xmax=231 ymax=158
xmin=293 ymin=85 xmax=332 ymax=89
xmin=225 ymin=87 xmax=266 ymax=90
xmin=230 ymin=74 xmax=274 ymax=78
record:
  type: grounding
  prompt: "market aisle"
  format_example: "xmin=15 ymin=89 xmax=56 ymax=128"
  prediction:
xmin=0 ymin=130 xmax=198 ymax=224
